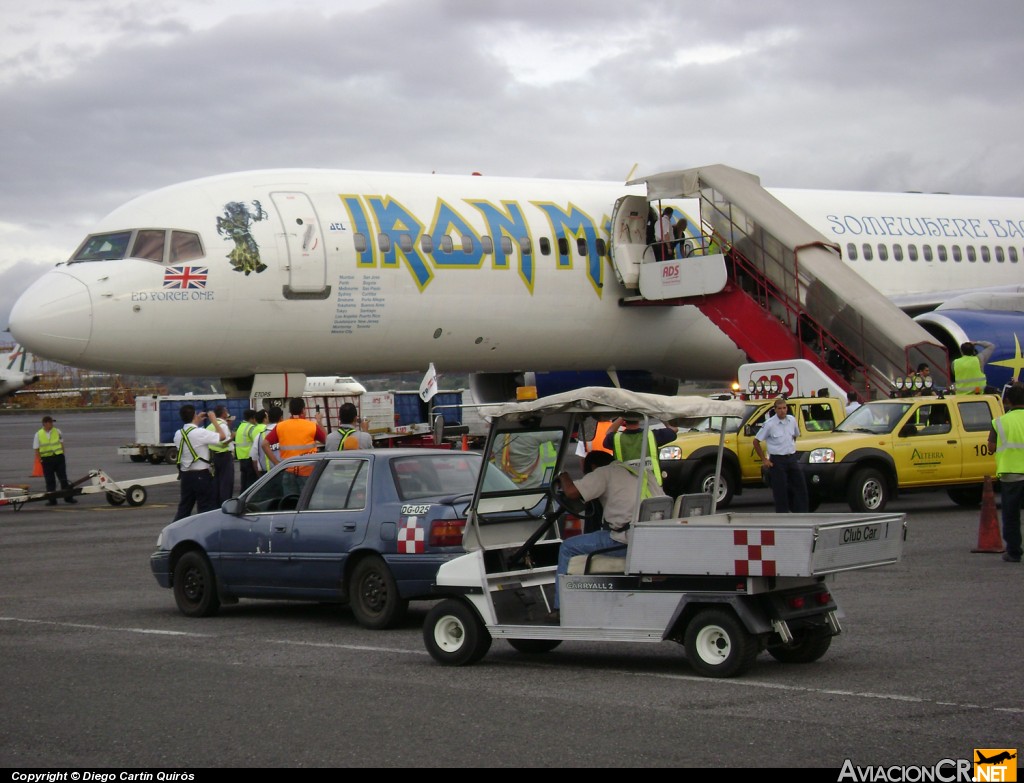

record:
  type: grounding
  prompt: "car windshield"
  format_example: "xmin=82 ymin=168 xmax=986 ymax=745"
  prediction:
xmin=683 ymin=412 xmax=747 ymax=434
xmin=836 ymin=401 xmax=913 ymax=434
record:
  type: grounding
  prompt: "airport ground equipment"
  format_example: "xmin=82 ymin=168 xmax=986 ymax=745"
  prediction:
xmin=422 ymin=387 xmax=906 ymax=678
xmin=0 ymin=468 xmax=177 ymax=509
xmin=118 ymin=394 xmax=250 ymax=465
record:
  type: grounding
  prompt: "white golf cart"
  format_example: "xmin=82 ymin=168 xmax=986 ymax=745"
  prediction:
xmin=422 ymin=387 xmax=906 ymax=678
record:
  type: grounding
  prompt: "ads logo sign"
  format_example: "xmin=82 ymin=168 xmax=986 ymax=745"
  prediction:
xmin=974 ymin=749 xmax=1017 ymax=782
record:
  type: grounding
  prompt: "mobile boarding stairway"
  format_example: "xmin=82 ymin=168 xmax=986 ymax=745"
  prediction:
xmin=608 ymin=165 xmax=949 ymax=399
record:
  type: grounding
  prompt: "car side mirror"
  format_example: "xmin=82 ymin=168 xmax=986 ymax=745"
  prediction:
xmin=221 ymin=497 xmax=244 ymax=516
xmin=743 ymin=424 xmax=756 ymax=437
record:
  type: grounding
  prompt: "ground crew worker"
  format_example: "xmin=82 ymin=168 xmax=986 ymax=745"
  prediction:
xmin=234 ymin=408 xmax=259 ymax=491
xmin=206 ymin=404 xmax=235 ymax=504
xmin=952 ymin=341 xmax=995 ymax=394
xmin=497 ymin=432 xmax=559 ymax=488
xmin=988 ymin=383 xmax=1024 ymax=563
xmin=174 ymin=405 xmax=230 ymax=521
xmin=325 ymin=402 xmax=373 ymax=450
xmin=262 ymin=398 xmax=326 ymax=495
xmin=602 ymin=415 xmax=678 ymax=486
xmin=33 ymin=415 xmax=77 ymax=505
xmin=250 ymin=406 xmax=281 ymax=479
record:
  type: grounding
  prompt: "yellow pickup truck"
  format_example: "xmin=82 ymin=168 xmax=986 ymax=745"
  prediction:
xmin=798 ymin=394 xmax=1001 ymax=512
xmin=659 ymin=396 xmax=847 ymax=507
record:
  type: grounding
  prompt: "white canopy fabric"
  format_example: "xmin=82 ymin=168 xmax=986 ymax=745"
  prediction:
xmin=481 ymin=386 xmax=748 ymax=424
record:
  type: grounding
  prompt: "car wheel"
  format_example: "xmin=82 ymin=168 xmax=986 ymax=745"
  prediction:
xmin=172 ymin=550 xmax=221 ymax=618
xmin=689 ymin=464 xmax=734 ymax=508
xmin=126 ymin=485 xmax=147 ymax=507
xmin=507 ymin=638 xmax=562 ymax=654
xmin=106 ymin=491 xmax=126 ymax=506
xmin=424 ymin=599 xmax=492 ymax=666
xmin=683 ymin=608 xmax=758 ymax=678
xmin=847 ymin=467 xmax=888 ymax=512
xmin=947 ymin=485 xmax=983 ymax=507
xmin=767 ymin=629 xmax=832 ymax=664
xmin=349 ymin=557 xmax=408 ymax=630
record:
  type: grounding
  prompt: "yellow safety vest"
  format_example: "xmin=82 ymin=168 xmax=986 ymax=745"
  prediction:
xmin=233 ymin=421 xmax=255 ymax=459
xmin=612 ymin=430 xmax=663 ymax=485
xmin=952 ymin=355 xmax=986 ymax=394
xmin=207 ymin=421 xmax=231 ymax=453
xmin=36 ymin=428 xmax=64 ymax=458
xmin=994 ymin=409 xmax=1024 ymax=476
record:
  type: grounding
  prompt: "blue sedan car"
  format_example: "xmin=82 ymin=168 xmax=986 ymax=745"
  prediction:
xmin=151 ymin=449 xmax=503 ymax=629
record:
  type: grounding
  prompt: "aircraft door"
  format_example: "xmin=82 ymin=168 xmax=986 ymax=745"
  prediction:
xmin=271 ymin=191 xmax=330 ymax=300
xmin=609 ymin=195 xmax=653 ymax=290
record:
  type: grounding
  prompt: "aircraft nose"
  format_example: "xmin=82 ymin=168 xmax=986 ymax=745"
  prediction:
xmin=9 ymin=271 xmax=92 ymax=363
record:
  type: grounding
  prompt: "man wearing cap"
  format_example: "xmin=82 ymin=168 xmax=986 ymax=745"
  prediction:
xmin=206 ymin=404 xmax=235 ymax=505
xmin=33 ymin=415 xmax=77 ymax=506
xmin=989 ymin=383 xmax=1024 ymax=563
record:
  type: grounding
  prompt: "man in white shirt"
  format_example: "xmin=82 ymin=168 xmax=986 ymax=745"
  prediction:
xmin=173 ymin=404 xmax=231 ymax=521
xmin=656 ymin=206 xmax=675 ymax=261
xmin=250 ymin=405 xmax=283 ymax=480
xmin=752 ymin=398 xmax=809 ymax=513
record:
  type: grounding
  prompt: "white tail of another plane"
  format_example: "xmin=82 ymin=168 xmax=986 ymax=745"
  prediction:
xmin=0 ymin=343 xmax=41 ymax=397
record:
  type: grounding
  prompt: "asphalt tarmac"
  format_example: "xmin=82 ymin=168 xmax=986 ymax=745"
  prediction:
xmin=1 ymin=409 xmax=1021 ymax=770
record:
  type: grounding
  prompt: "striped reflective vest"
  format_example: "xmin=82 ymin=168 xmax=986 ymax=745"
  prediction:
xmin=994 ymin=409 xmax=1024 ymax=476
xmin=36 ymin=428 xmax=64 ymax=458
xmin=952 ymin=355 xmax=986 ymax=394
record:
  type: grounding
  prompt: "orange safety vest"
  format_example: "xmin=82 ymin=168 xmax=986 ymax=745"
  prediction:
xmin=274 ymin=418 xmax=319 ymax=476
xmin=590 ymin=421 xmax=614 ymax=455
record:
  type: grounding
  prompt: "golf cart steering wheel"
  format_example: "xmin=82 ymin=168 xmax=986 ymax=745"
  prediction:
xmin=549 ymin=476 xmax=588 ymax=518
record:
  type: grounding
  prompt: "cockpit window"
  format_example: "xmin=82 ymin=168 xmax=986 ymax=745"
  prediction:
xmin=131 ymin=230 xmax=166 ymax=262
xmin=170 ymin=231 xmax=204 ymax=262
xmin=73 ymin=231 xmax=132 ymax=261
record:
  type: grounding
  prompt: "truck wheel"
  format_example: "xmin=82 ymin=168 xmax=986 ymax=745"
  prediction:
xmin=172 ymin=550 xmax=221 ymax=618
xmin=129 ymin=455 xmax=146 ymax=463
xmin=126 ymin=485 xmax=147 ymax=506
xmin=507 ymin=638 xmax=562 ymax=654
xmin=689 ymin=464 xmax=735 ymax=509
xmin=767 ymin=630 xmax=832 ymax=664
xmin=683 ymin=608 xmax=758 ymax=678
xmin=847 ymin=468 xmax=888 ymax=512
xmin=947 ymin=486 xmax=983 ymax=507
xmin=348 ymin=557 xmax=408 ymax=630
xmin=148 ymin=453 xmax=165 ymax=465
xmin=424 ymin=599 xmax=492 ymax=666
xmin=106 ymin=491 xmax=126 ymax=506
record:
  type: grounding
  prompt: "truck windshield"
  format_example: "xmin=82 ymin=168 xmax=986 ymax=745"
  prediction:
xmin=836 ymin=402 xmax=913 ymax=434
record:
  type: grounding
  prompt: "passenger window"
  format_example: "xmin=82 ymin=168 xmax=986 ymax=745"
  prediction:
xmin=539 ymin=237 xmax=551 ymax=255
xmin=846 ymin=243 xmax=858 ymax=260
xmin=461 ymin=235 xmax=474 ymax=253
xmin=596 ymin=238 xmax=607 ymax=256
xmin=577 ymin=238 xmax=588 ymax=256
xmin=420 ymin=235 xmax=434 ymax=253
xmin=952 ymin=245 xmax=962 ymax=262
xmin=245 ymin=462 xmax=318 ymax=512
xmin=377 ymin=233 xmax=391 ymax=252
xmin=966 ymin=246 xmax=976 ymax=262
xmin=501 ymin=236 xmax=514 ymax=255
xmin=861 ymin=243 xmax=874 ymax=261
xmin=170 ymin=231 xmax=204 ymax=263
xmin=893 ymin=244 xmax=903 ymax=261
xmin=353 ymin=233 xmax=367 ymax=253
xmin=557 ymin=237 xmax=569 ymax=256
xmin=877 ymin=244 xmax=889 ymax=261
xmin=908 ymin=244 xmax=918 ymax=261
xmin=959 ymin=401 xmax=996 ymax=433
xmin=481 ymin=235 xmax=494 ymax=254
xmin=923 ymin=245 xmax=933 ymax=261
xmin=131 ymin=230 xmax=166 ymax=262
xmin=518 ymin=237 xmax=532 ymax=255
xmin=306 ymin=459 xmax=368 ymax=511
xmin=440 ymin=235 xmax=453 ymax=253
xmin=981 ymin=246 xmax=990 ymax=262
xmin=399 ymin=234 xmax=414 ymax=253
xmin=1011 ymin=247 xmax=1019 ymax=263
xmin=996 ymin=247 xmax=1004 ymax=263
xmin=937 ymin=245 xmax=947 ymax=262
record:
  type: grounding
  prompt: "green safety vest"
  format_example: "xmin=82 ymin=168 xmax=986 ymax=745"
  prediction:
xmin=620 ymin=463 xmax=655 ymax=500
xmin=207 ymin=421 xmax=231 ymax=453
xmin=539 ymin=440 xmax=557 ymax=474
xmin=233 ymin=421 xmax=255 ymax=459
xmin=952 ymin=355 xmax=986 ymax=394
xmin=994 ymin=409 xmax=1024 ymax=476
xmin=612 ymin=430 xmax=662 ymax=485
xmin=36 ymin=428 xmax=64 ymax=458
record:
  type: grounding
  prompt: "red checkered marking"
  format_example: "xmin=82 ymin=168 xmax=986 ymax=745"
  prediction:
xmin=733 ymin=529 xmax=776 ymax=576
xmin=398 ymin=517 xmax=426 ymax=554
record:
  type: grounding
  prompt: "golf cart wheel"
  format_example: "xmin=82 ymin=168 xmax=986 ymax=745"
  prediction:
xmin=423 ymin=599 xmax=491 ymax=666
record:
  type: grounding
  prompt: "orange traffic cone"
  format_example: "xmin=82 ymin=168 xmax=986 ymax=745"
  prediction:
xmin=971 ymin=476 xmax=1005 ymax=554
xmin=461 ymin=434 xmax=469 ymax=451
xmin=32 ymin=453 xmax=43 ymax=478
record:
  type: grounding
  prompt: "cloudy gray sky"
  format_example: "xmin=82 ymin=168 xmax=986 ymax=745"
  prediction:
xmin=2 ymin=0 xmax=1023 ymax=329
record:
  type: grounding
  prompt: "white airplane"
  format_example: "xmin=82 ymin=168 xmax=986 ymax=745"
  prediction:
xmin=0 ymin=342 xmax=41 ymax=397
xmin=8 ymin=166 xmax=1024 ymax=401
xmin=303 ymin=375 xmax=367 ymax=395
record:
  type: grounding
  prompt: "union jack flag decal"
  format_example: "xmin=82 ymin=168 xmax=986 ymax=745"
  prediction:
xmin=163 ymin=266 xmax=209 ymax=290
